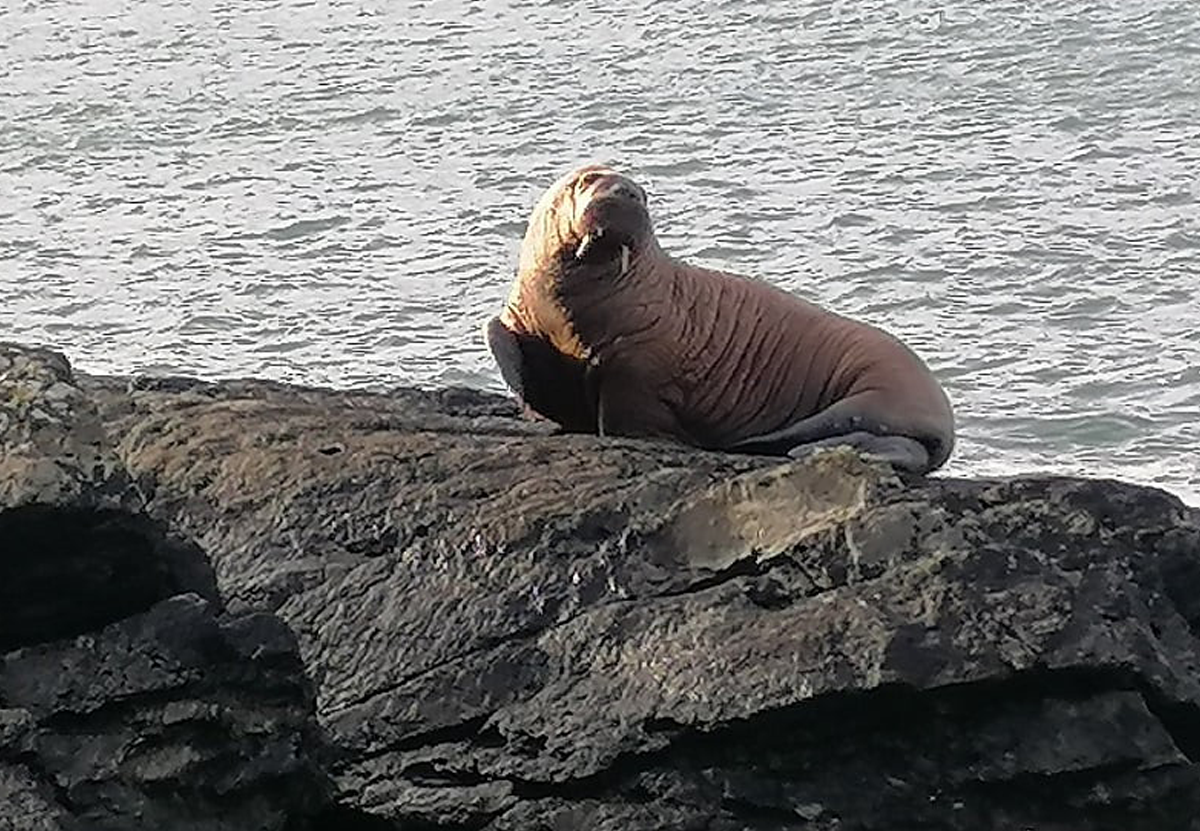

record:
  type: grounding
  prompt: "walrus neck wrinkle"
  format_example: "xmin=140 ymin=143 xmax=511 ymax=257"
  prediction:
xmin=654 ymin=253 xmax=691 ymax=303
xmin=550 ymin=254 xmax=647 ymax=356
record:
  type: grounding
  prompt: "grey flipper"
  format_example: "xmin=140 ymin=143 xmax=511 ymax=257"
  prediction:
xmin=729 ymin=396 xmax=882 ymax=452
xmin=484 ymin=316 xmax=597 ymax=433
xmin=485 ymin=316 xmax=527 ymax=399
xmin=784 ymin=430 xmax=931 ymax=473
xmin=729 ymin=395 xmax=937 ymax=474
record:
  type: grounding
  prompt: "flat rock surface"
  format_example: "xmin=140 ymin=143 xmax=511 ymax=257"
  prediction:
xmin=82 ymin=361 xmax=1200 ymax=830
xmin=4 ymin=343 xmax=1200 ymax=829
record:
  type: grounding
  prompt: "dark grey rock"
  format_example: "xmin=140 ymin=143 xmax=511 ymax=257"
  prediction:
xmin=0 ymin=346 xmax=330 ymax=829
xmin=0 ymin=594 xmax=328 ymax=831
xmin=0 ymin=343 xmax=219 ymax=651
xmin=5 ymin=343 xmax=1200 ymax=829
xmin=79 ymin=355 xmax=1200 ymax=830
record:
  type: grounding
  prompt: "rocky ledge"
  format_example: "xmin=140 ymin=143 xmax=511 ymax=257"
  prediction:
xmin=2 ymin=341 xmax=1198 ymax=831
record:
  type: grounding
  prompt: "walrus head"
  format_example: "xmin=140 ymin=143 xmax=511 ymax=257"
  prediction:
xmin=518 ymin=164 xmax=655 ymax=280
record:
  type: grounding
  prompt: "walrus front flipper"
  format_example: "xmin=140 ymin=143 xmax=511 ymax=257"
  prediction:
xmin=486 ymin=316 xmax=528 ymax=399
xmin=593 ymin=365 xmax=689 ymax=444
xmin=485 ymin=316 xmax=596 ymax=433
xmin=784 ymin=431 xmax=931 ymax=473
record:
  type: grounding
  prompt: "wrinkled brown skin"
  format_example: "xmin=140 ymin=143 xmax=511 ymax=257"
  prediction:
xmin=485 ymin=164 xmax=956 ymax=473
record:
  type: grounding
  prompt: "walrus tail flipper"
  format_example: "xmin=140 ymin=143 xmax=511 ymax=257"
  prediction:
xmin=485 ymin=316 xmax=596 ymax=433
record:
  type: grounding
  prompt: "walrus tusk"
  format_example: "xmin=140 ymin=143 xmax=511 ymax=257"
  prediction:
xmin=575 ymin=229 xmax=602 ymax=260
xmin=575 ymin=232 xmax=631 ymax=275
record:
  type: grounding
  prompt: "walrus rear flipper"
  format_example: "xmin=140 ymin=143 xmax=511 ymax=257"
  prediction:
xmin=485 ymin=316 xmax=596 ymax=433
xmin=782 ymin=431 xmax=931 ymax=473
xmin=728 ymin=395 xmax=938 ymax=474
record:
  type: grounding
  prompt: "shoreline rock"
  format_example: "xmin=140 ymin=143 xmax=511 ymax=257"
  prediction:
xmin=0 ymin=344 xmax=329 ymax=830
xmin=3 ymin=343 xmax=1199 ymax=829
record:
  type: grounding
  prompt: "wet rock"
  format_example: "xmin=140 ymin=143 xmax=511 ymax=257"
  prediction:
xmin=4 ymin=343 xmax=1199 ymax=829
xmin=0 ymin=342 xmax=219 ymax=651
xmin=0 ymin=594 xmax=328 ymax=831
xmin=76 ymin=354 xmax=1200 ymax=831
xmin=0 ymin=345 xmax=330 ymax=830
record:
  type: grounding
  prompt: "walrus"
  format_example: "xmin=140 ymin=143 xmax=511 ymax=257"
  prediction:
xmin=484 ymin=163 xmax=956 ymax=473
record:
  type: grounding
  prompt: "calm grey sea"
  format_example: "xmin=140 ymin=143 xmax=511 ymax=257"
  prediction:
xmin=1 ymin=0 xmax=1198 ymax=503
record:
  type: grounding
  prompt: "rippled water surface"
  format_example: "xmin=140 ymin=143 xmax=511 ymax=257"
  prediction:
xmin=2 ymin=0 xmax=1198 ymax=503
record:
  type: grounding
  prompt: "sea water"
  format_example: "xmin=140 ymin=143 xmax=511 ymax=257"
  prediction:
xmin=2 ymin=0 xmax=1197 ymax=503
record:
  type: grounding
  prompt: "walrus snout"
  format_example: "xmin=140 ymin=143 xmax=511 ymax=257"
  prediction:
xmin=574 ymin=227 xmax=630 ymax=274
xmin=572 ymin=170 xmax=651 ymax=269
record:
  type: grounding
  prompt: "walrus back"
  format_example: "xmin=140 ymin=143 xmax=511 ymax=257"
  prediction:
xmin=667 ymin=266 xmax=954 ymax=459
